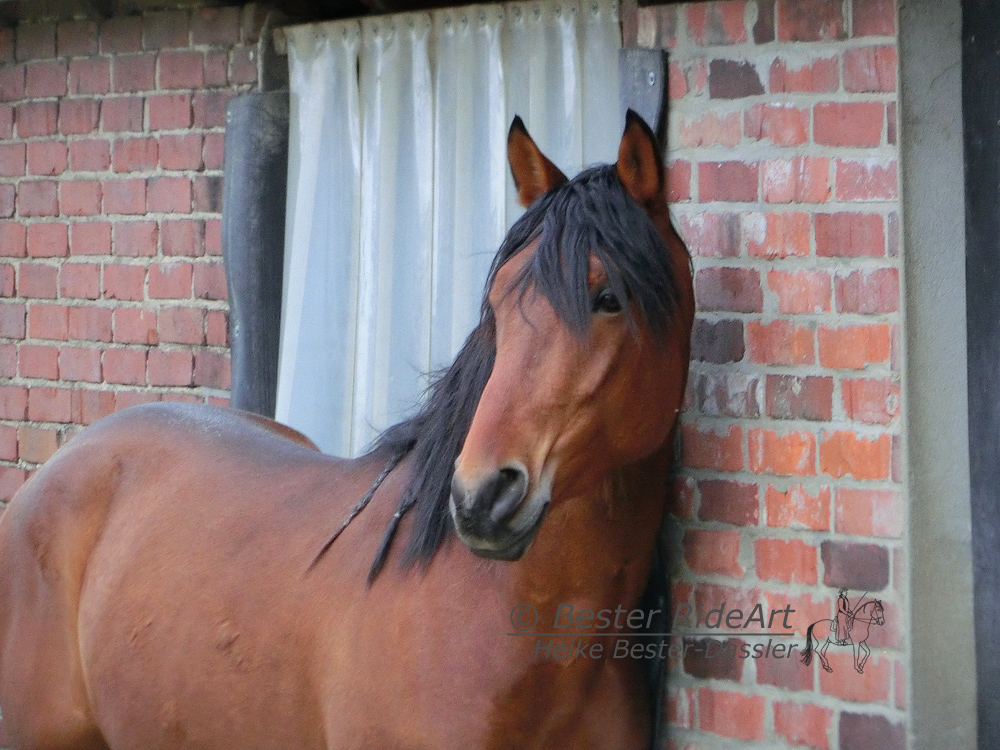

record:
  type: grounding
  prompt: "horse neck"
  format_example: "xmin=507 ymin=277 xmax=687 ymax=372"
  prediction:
xmin=504 ymin=442 xmax=674 ymax=616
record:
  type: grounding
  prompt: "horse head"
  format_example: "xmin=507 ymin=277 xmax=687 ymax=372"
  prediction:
xmin=449 ymin=112 xmax=692 ymax=561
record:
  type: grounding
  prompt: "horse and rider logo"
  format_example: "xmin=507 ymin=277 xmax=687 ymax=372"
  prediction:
xmin=800 ymin=589 xmax=885 ymax=674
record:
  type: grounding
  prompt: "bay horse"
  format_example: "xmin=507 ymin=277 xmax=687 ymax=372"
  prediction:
xmin=0 ymin=111 xmax=693 ymax=750
xmin=800 ymin=598 xmax=885 ymax=675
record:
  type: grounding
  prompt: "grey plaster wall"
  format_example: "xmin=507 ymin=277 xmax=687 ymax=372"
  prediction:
xmin=899 ymin=0 xmax=977 ymax=746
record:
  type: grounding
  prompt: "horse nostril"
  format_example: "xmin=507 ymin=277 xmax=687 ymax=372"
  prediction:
xmin=487 ymin=465 xmax=529 ymax=524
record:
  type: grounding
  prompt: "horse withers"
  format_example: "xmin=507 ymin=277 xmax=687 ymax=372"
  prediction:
xmin=0 ymin=111 xmax=694 ymax=749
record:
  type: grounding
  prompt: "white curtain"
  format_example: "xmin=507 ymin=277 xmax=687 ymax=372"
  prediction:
xmin=279 ymin=0 xmax=622 ymax=456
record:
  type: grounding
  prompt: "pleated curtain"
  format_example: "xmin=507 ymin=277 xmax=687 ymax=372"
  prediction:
xmin=279 ymin=0 xmax=622 ymax=456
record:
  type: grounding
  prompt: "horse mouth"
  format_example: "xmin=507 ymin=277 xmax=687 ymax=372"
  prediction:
xmin=450 ymin=497 xmax=550 ymax=561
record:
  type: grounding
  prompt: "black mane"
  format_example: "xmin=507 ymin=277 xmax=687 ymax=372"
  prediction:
xmin=363 ymin=164 xmax=681 ymax=582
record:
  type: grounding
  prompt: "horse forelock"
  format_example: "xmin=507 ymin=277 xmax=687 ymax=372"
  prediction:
xmin=364 ymin=163 xmax=681 ymax=582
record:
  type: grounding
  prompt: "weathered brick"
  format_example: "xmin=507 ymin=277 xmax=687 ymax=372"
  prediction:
xmin=57 ymin=19 xmax=99 ymax=56
xmin=844 ymin=46 xmax=897 ymax=92
xmin=27 ymin=223 xmax=69 ymax=258
xmin=684 ymin=529 xmax=743 ymax=577
xmin=747 ymin=320 xmax=814 ymax=365
xmin=143 ymin=10 xmax=190 ymax=50
xmin=68 ymin=59 xmax=110 ymax=95
xmin=229 ymin=46 xmax=257 ymax=86
xmin=679 ymin=111 xmax=742 ymax=148
xmin=112 ymin=137 xmax=158 ymax=173
xmin=853 ymin=0 xmax=897 ymax=37
xmin=835 ymin=268 xmax=899 ymax=314
xmin=25 ymin=60 xmax=68 ymax=98
xmin=699 ymin=161 xmax=759 ymax=203
xmin=695 ymin=267 xmax=763 ymax=313
xmin=819 ymin=653 xmax=890 ymax=703
xmin=158 ymin=306 xmax=204 ymax=345
xmin=749 ymin=428 xmax=816 ymax=476
xmin=666 ymin=161 xmax=691 ymax=203
xmin=681 ymin=423 xmax=743 ymax=472
xmin=192 ymin=91 xmax=233 ymax=128
xmin=822 ymin=540 xmax=889 ymax=591
xmin=745 ymin=212 xmax=810 ymax=258
xmin=695 ymin=371 xmax=761 ymax=418
xmin=687 ymin=2 xmax=748 ymax=45
xmin=766 ymin=375 xmax=833 ymax=421
xmin=0 ymin=301 xmax=27 ymax=338
xmin=161 ymin=219 xmax=205 ymax=257
xmin=678 ymin=213 xmax=741 ymax=258
xmin=840 ymin=712 xmax=905 ymax=750
xmin=69 ymin=139 xmax=111 ymax=172
xmin=763 ymin=157 xmax=831 ymax=204
xmin=28 ymin=386 xmax=72 ymax=422
xmin=103 ymin=264 xmax=145 ymax=301
xmin=835 ymin=487 xmax=902 ymax=537
xmin=820 ymin=431 xmax=891 ymax=480
xmin=19 ymin=344 xmax=59 ymax=379
xmin=100 ymin=16 xmax=142 ymax=54
xmin=842 ymin=377 xmax=900 ymax=424
xmin=769 ymin=56 xmax=838 ymax=93
xmin=147 ymin=348 xmax=193 ymax=386
xmin=58 ymin=346 xmax=102 ymax=382
xmin=16 ymin=101 xmax=58 ymax=137
xmin=16 ymin=23 xmax=56 ymax=62
xmin=817 ymin=324 xmax=891 ymax=369
xmin=202 ymin=133 xmax=225 ymax=169
xmin=192 ymin=7 xmax=241 ymax=46
xmin=59 ymin=263 xmax=100 ymax=299
xmin=699 ymin=479 xmax=759 ymax=526
xmin=204 ymin=51 xmax=228 ymax=87
xmin=70 ymin=388 xmax=116 ymax=425
xmin=149 ymin=262 xmax=192 ymax=299
xmin=60 ymin=180 xmax=102 ymax=216
xmin=17 ymin=426 xmax=59 ymax=464
xmin=699 ymin=688 xmax=765 ymax=741
xmin=159 ymin=50 xmax=204 ymax=90
xmin=111 ymin=53 xmax=156 ymax=93
xmin=193 ymin=263 xmax=227 ymax=301
xmin=103 ymin=179 xmax=147 ymax=215
xmin=112 ymin=307 xmax=158 ymax=344
xmin=112 ymin=221 xmax=158 ymax=257
xmin=814 ymin=102 xmax=884 ymax=147
xmin=18 ymin=263 xmax=58 ymax=298
xmin=59 ymin=99 xmax=101 ymax=136
xmin=147 ymin=176 xmax=191 ymax=213
xmin=692 ymin=319 xmax=744 ymax=363
xmin=708 ymin=59 xmax=764 ymax=99
xmin=149 ymin=93 xmax=193 ymax=131
xmin=745 ymin=103 xmax=808 ymax=146
xmin=102 ymin=348 xmax=147 ymax=385
xmin=194 ymin=350 xmax=230 ymax=389
xmin=754 ymin=538 xmax=817 ymax=584
xmin=192 ymin=175 xmax=222 ymax=213
xmin=683 ymin=638 xmax=745 ymax=682
xmin=71 ymin=221 xmax=112 ymax=256
xmin=68 ymin=305 xmax=112 ymax=342
xmin=0 ymin=144 xmax=25 ymax=177
xmin=769 ymin=270 xmax=831 ymax=314
xmin=815 ymin=213 xmax=885 ymax=257
xmin=777 ymin=0 xmax=845 ymax=41
xmin=101 ymin=96 xmax=143 ymax=133
xmin=206 ymin=310 xmax=228 ymax=346
xmin=773 ymin=701 xmax=832 ymax=750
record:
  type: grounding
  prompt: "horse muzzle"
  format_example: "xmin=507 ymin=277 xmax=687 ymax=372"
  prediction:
xmin=449 ymin=462 xmax=549 ymax=560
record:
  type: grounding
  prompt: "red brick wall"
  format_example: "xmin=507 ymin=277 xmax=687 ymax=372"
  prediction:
xmin=625 ymin=0 xmax=906 ymax=747
xmin=0 ymin=8 xmax=260 ymax=500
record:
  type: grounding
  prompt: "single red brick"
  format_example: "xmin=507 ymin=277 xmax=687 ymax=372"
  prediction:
xmin=192 ymin=91 xmax=233 ymax=128
xmin=687 ymin=2 xmax=748 ymax=45
xmin=666 ymin=161 xmax=691 ymax=203
xmin=103 ymin=179 xmax=147 ymax=215
xmin=754 ymin=538 xmax=817 ymax=584
xmin=102 ymin=348 xmax=147 ymax=385
xmin=19 ymin=181 xmax=58 ymax=217
xmin=0 ymin=65 xmax=27 ymax=106
xmin=683 ymin=637 xmax=745 ymax=682
xmin=842 ymin=377 xmax=900 ymax=424
xmin=112 ymin=53 xmax=156 ymax=93
xmin=774 ymin=702 xmax=832 ymax=750
xmin=193 ymin=263 xmax=227 ymax=301
xmin=0 ymin=263 xmax=12 ymax=294
xmin=70 ymin=388 xmax=116 ymax=425
xmin=17 ymin=263 xmax=57 ymax=298
xmin=193 ymin=349 xmax=230 ymax=389
xmin=667 ymin=60 xmax=687 ymax=99
xmin=192 ymin=6 xmax=241 ymax=46
xmin=844 ymin=46 xmax=897 ymax=92
xmin=100 ymin=16 xmax=142 ymax=54
xmin=112 ymin=137 xmax=158 ymax=173
xmin=159 ymin=50 xmax=204 ymax=90
xmin=69 ymin=139 xmax=111 ymax=172
xmin=71 ymin=221 xmax=111 ymax=256
xmin=745 ymin=212 xmax=810 ymax=258
xmin=0 ymin=105 xmax=12 ymax=138
xmin=817 ymin=324 xmax=891 ymax=368
xmin=27 ymin=223 xmax=68 ymax=258
xmin=27 ymin=141 xmax=69 ymax=176
xmin=820 ymin=430 xmax=891 ymax=481
xmin=678 ymin=213 xmax=741 ymax=258
xmin=202 ymin=133 xmax=224 ymax=169
xmin=102 ymin=264 xmax=144 ymax=301
xmin=68 ymin=59 xmax=109 ymax=97
xmin=204 ymin=51 xmax=228 ymax=87
xmin=749 ymin=428 xmax=816 ymax=476
xmin=19 ymin=344 xmax=59 ymax=379
xmin=695 ymin=371 xmax=761 ymax=418
xmin=149 ymin=93 xmax=192 ymax=131
xmin=0 ymin=425 xmax=16 ymax=462
xmin=853 ymin=0 xmax=896 ymax=37
xmin=0 ymin=301 xmax=26 ymax=338
xmin=699 ymin=688 xmax=765 ymax=741
xmin=768 ymin=270 xmax=831 ymax=314
xmin=766 ymin=375 xmax=833 ymax=421
xmin=708 ymin=59 xmax=764 ymax=99
xmin=0 ymin=384 xmax=28 ymax=420
xmin=58 ymin=345 xmax=102 ymax=382
xmin=206 ymin=309 xmax=228 ymax=346
xmin=745 ymin=103 xmax=808 ymax=146
xmin=161 ymin=219 xmax=205 ymax=257
xmin=835 ymin=268 xmax=899 ymax=314
xmin=681 ymin=423 xmax=743 ymax=472
xmin=68 ymin=305 xmax=112 ymax=342
xmin=60 ymin=180 xmax=102 ymax=216
xmin=147 ymin=348 xmax=193 ymax=386
xmin=57 ymin=19 xmax=99 ymax=56
xmin=762 ymin=157 xmax=831 ymax=204
xmin=835 ymin=487 xmax=902 ymax=538
xmin=692 ymin=318 xmax=744 ymax=363
xmin=757 ymin=649 xmax=814 ymax=691
xmin=698 ymin=479 xmax=759 ymax=525
xmin=112 ymin=221 xmax=158 ymax=257
xmin=101 ymin=96 xmax=143 ymax=133
xmin=699 ymin=161 xmax=759 ymax=203
xmin=765 ymin=485 xmax=830 ymax=532
xmin=684 ymin=529 xmax=744 ymax=577
xmin=679 ymin=111 xmax=741 ymax=148
xmin=815 ymin=213 xmax=885 ymax=257
xmin=148 ymin=262 xmax=192 ymax=299
xmin=59 ymin=263 xmax=100 ymax=299
xmin=147 ymin=176 xmax=191 ymax=213
xmin=777 ymin=0 xmax=845 ymax=41
xmin=769 ymin=56 xmax=838 ymax=93
xmin=59 ymin=99 xmax=100 ymax=136
xmin=16 ymin=23 xmax=56 ymax=62
xmin=24 ymin=60 xmax=67 ymax=98
xmin=0 ymin=143 xmax=25 ymax=177
xmin=695 ymin=267 xmax=763 ymax=313
xmin=0 ymin=184 xmax=11 ymax=218
xmin=836 ymin=159 xmax=898 ymax=201
xmin=158 ymin=306 xmax=203 ymax=344
xmin=112 ymin=307 xmax=158 ymax=344
xmin=839 ymin=712 xmax=904 ymax=750
xmin=192 ymin=175 xmax=222 ymax=213
xmin=814 ymin=102 xmax=884 ymax=147
xmin=205 ymin=219 xmax=222 ymax=255
xmin=747 ymin=320 xmax=814 ymax=365
xmin=143 ymin=10 xmax=190 ymax=50
xmin=229 ymin=46 xmax=257 ymax=86
xmin=18 ymin=426 xmax=60 ymax=464
xmin=28 ymin=386 xmax=72 ymax=422
xmin=819 ymin=653 xmax=890 ymax=702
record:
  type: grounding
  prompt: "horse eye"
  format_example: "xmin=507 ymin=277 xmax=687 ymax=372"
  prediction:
xmin=592 ymin=288 xmax=623 ymax=314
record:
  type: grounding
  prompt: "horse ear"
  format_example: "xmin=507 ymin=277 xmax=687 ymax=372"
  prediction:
xmin=507 ymin=116 xmax=568 ymax=208
xmin=616 ymin=109 xmax=665 ymax=209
